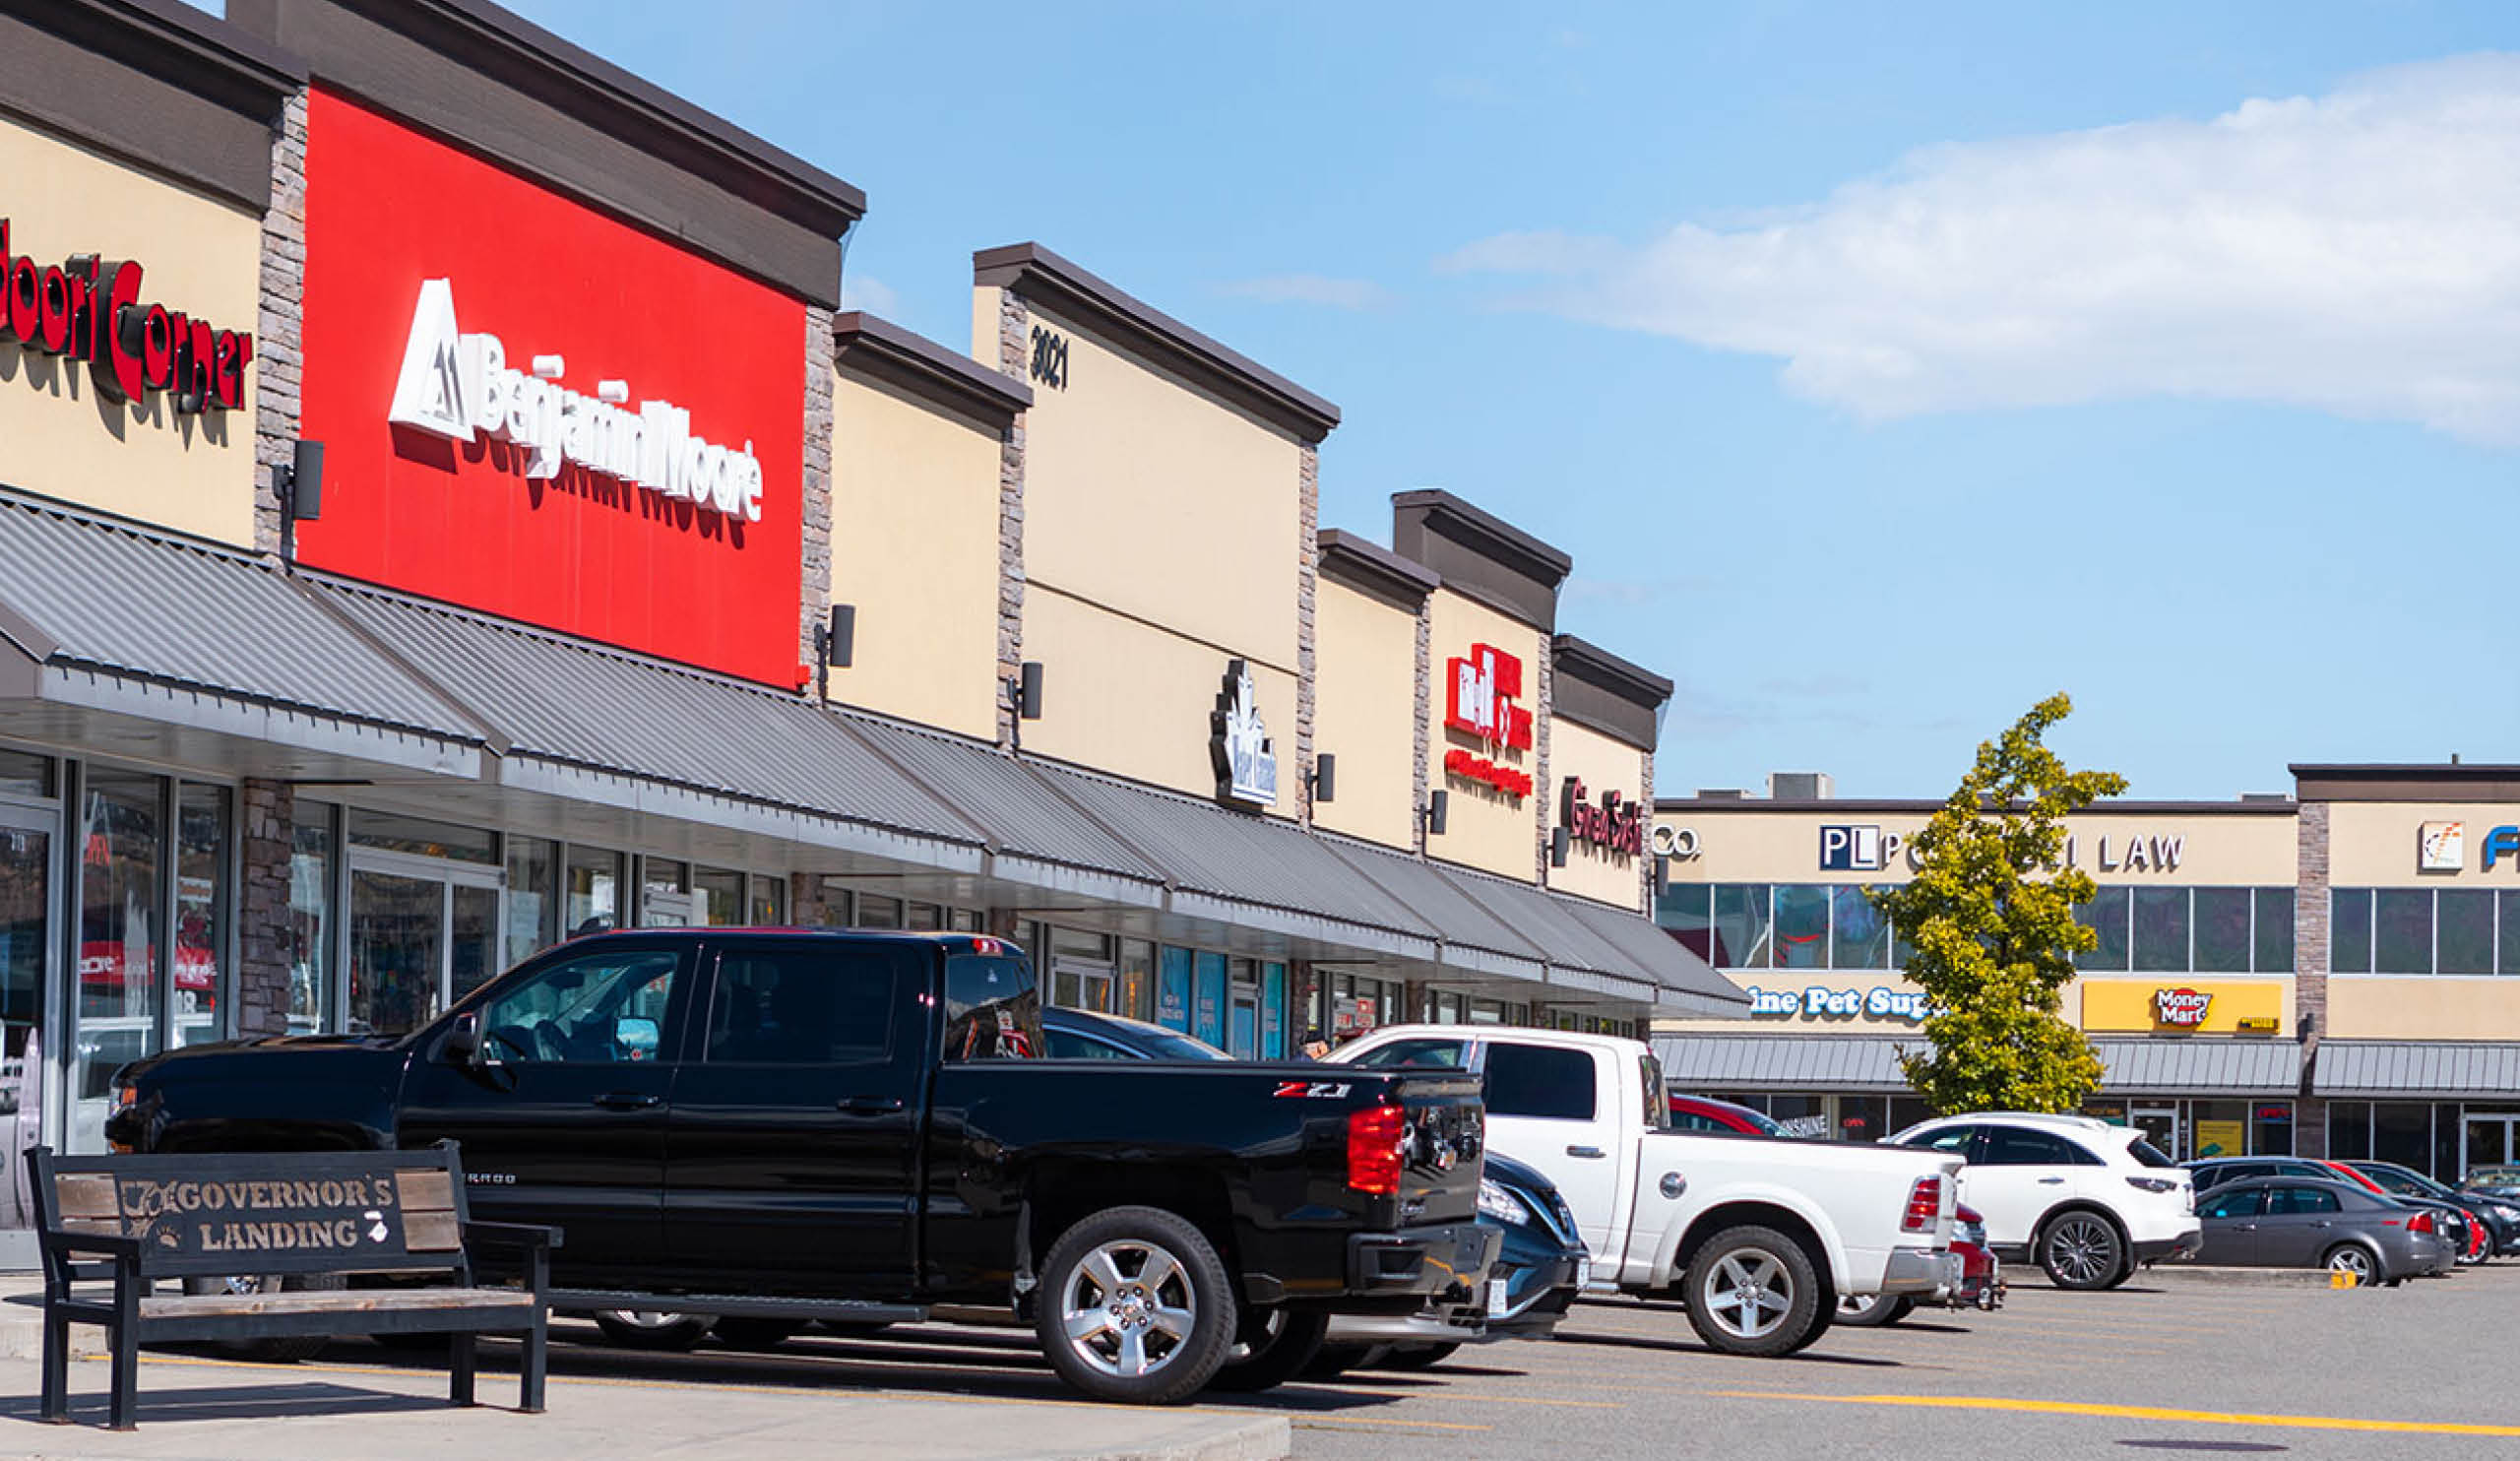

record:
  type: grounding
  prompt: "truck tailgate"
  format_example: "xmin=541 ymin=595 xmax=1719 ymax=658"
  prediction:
xmin=1381 ymin=1070 xmax=1485 ymax=1228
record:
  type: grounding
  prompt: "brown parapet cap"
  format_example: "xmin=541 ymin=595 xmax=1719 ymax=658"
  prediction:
xmin=54 ymin=0 xmax=309 ymax=97
xmin=1391 ymin=488 xmax=1573 ymax=583
xmin=1551 ymin=633 xmax=1672 ymax=709
xmin=834 ymin=311 xmax=1031 ymax=428
xmin=1318 ymin=528 xmax=1439 ymax=607
xmin=2291 ymin=763 xmax=2520 ymax=802
xmin=973 ymin=241 xmax=1341 ymax=443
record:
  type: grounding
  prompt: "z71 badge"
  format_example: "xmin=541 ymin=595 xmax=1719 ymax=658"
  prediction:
xmin=1271 ymin=1081 xmax=1353 ymax=1100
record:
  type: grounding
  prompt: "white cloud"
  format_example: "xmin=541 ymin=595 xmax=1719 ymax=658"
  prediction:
xmin=841 ymin=273 xmax=901 ymax=317
xmin=1222 ymin=274 xmax=1390 ymax=310
xmin=1441 ymin=54 xmax=2520 ymax=444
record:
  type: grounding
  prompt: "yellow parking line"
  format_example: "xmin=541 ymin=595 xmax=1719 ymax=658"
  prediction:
xmin=1711 ymin=1389 xmax=2520 ymax=1437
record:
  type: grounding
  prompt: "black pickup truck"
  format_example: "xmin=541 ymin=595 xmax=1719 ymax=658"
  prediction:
xmin=104 ymin=930 xmax=1493 ymax=1403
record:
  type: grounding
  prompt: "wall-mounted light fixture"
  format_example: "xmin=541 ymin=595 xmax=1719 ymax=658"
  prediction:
xmin=276 ymin=439 xmax=325 ymax=558
xmin=1422 ymin=789 xmax=1449 ymax=838
xmin=1005 ymin=661 xmax=1044 ymax=751
xmin=1654 ymin=853 xmax=1671 ymax=893
xmin=1550 ymin=825 xmax=1571 ymax=868
xmin=821 ymin=604 xmax=855 ymax=668
xmin=1306 ymin=752 xmax=1337 ymax=805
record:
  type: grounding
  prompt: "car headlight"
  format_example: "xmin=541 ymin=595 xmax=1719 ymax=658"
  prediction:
xmin=1479 ymin=1176 xmax=1533 ymax=1226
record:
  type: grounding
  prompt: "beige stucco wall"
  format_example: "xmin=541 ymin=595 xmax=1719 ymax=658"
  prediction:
xmin=0 ymin=122 xmax=262 ymax=543
xmin=2327 ymin=802 xmax=2520 ymax=886
xmin=1425 ymin=588 xmax=1544 ymax=881
xmin=1310 ymin=578 xmax=1419 ymax=850
xmin=2328 ymin=976 xmax=2520 ymax=1041
xmin=1546 ymin=716 xmax=1647 ymax=910
xmin=1659 ymin=806 xmax=2299 ymax=886
xmin=978 ymin=285 xmax=1302 ymax=673
xmin=1022 ymin=584 xmax=1298 ymax=806
xmin=826 ymin=374 xmax=1003 ymax=741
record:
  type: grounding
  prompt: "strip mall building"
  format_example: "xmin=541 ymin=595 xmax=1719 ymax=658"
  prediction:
xmin=1653 ymin=767 xmax=2520 ymax=1181
xmin=0 ymin=0 xmax=1735 ymax=1258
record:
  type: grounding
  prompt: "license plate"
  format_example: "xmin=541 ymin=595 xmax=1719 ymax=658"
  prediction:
xmin=1485 ymin=1279 xmax=1510 ymax=1317
xmin=1574 ymin=1257 xmax=1592 ymax=1290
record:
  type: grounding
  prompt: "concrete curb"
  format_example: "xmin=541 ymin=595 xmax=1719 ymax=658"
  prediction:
xmin=1035 ymin=1415 xmax=1292 ymax=1461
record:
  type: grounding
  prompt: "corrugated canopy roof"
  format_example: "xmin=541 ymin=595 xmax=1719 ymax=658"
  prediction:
xmin=1656 ymin=1034 xmax=1919 ymax=1093
xmin=2312 ymin=1042 xmax=2520 ymax=1097
xmin=2092 ymin=1038 xmax=2301 ymax=1094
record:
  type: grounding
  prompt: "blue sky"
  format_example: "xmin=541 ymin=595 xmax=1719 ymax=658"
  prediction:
xmin=239 ymin=3 xmax=2520 ymax=799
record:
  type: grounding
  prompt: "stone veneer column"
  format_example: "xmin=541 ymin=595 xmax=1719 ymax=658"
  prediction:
xmin=799 ymin=305 xmax=836 ymax=676
xmin=1532 ymin=644 xmax=1554 ymax=882
xmin=2295 ymin=800 xmax=2332 ymax=1157
xmin=992 ymin=291 xmax=1030 ymax=746
xmin=1294 ymin=445 xmax=1318 ymax=826
xmin=1638 ymin=747 xmax=1657 ymax=914
xmin=234 ymin=779 xmax=295 ymax=1037
xmin=252 ymin=91 xmax=309 ymax=556
xmin=788 ymin=871 xmax=835 ymax=927
xmin=1410 ymin=600 xmax=1432 ymax=856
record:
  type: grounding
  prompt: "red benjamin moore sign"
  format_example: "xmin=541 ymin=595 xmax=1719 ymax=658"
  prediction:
xmin=292 ymin=89 xmax=806 ymax=686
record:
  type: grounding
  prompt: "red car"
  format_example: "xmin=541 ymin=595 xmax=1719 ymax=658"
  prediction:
xmin=1667 ymin=1094 xmax=1796 ymax=1137
xmin=2320 ymin=1159 xmax=2487 ymax=1265
xmin=1843 ymin=1203 xmax=2002 ymax=1325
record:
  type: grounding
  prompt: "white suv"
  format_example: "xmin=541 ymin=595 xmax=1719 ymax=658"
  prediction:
xmin=1889 ymin=1113 xmax=2199 ymax=1290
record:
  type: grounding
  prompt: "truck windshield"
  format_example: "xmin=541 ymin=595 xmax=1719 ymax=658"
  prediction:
xmin=944 ymin=953 xmax=1041 ymax=1060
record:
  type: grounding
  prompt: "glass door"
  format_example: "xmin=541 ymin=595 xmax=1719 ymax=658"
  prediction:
xmin=0 ymin=810 xmax=53 ymax=1261
xmin=347 ymin=851 xmax=503 ymax=1035
xmin=2131 ymin=1104 xmax=2182 ymax=1161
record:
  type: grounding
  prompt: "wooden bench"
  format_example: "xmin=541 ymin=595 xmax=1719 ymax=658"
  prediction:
xmin=26 ymin=1142 xmax=557 ymax=1430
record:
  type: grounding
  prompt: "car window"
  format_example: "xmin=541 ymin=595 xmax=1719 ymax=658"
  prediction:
xmin=1043 ymin=1029 xmax=1130 ymax=1060
xmin=1671 ymin=1110 xmax=1726 ymax=1133
xmin=1349 ymin=1038 xmax=1469 ymax=1070
xmin=477 ymin=946 xmax=680 ymax=1064
xmin=943 ymin=950 xmax=1040 ymax=1060
xmin=2265 ymin=1185 xmax=2342 ymax=1215
xmin=1980 ymin=1127 xmax=2090 ymax=1167
xmin=2127 ymin=1138 xmax=2178 ymax=1169
xmin=705 ymin=945 xmax=911 ymax=1065
xmin=2199 ymin=1187 xmax=2263 ymax=1220
xmin=1482 ymin=1042 xmax=1597 ymax=1121
xmin=1906 ymin=1124 xmax=1979 ymax=1158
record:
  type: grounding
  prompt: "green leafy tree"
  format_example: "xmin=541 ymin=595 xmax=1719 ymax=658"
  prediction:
xmin=1872 ymin=693 xmax=2126 ymax=1114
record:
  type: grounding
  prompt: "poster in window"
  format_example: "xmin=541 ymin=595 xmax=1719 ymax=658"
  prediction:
xmin=1157 ymin=947 xmax=1191 ymax=1033
xmin=1194 ymin=952 xmax=1228 ymax=1048
xmin=2194 ymin=1119 xmax=2246 ymax=1160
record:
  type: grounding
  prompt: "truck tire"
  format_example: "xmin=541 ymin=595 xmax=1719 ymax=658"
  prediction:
xmin=1681 ymin=1225 xmax=1826 ymax=1359
xmin=183 ymin=1274 xmax=341 ymax=1363
xmin=1204 ymin=1307 xmax=1328 ymax=1393
xmin=1837 ymin=1294 xmax=1916 ymax=1328
xmin=593 ymin=1309 xmax=715 ymax=1350
xmin=1035 ymin=1205 xmax=1235 ymax=1405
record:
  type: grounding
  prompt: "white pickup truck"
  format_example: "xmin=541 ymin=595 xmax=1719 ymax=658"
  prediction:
xmin=1334 ymin=1027 xmax=1961 ymax=1357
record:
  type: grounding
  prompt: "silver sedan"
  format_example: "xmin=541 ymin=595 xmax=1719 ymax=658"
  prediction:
xmin=2191 ymin=1176 xmax=2452 ymax=1285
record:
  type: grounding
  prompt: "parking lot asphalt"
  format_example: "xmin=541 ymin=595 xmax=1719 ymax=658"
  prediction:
xmin=29 ymin=1266 xmax=2520 ymax=1460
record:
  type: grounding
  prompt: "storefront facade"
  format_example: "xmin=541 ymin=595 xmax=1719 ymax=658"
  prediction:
xmin=1653 ymin=767 xmax=2520 ymax=1179
xmin=0 ymin=0 xmax=1733 ymax=1256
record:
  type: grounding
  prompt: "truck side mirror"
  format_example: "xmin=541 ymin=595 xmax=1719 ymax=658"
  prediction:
xmin=443 ymin=1012 xmax=483 ymax=1067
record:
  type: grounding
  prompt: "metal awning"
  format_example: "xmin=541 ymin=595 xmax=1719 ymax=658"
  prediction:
xmin=306 ymin=578 xmax=985 ymax=871
xmin=2092 ymin=1038 xmax=2301 ymax=1094
xmin=0 ymin=495 xmax=488 ymax=778
xmin=1321 ymin=834 xmax=1547 ymax=984
xmin=1429 ymin=863 xmax=1740 ymax=1015
xmin=1546 ymin=891 xmax=1748 ymax=1016
xmin=2311 ymin=1042 xmax=2520 ymax=1098
xmin=1655 ymin=1034 xmax=1918 ymax=1093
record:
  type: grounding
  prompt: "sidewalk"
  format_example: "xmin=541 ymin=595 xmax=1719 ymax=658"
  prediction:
xmin=0 ymin=1353 xmax=1290 ymax=1461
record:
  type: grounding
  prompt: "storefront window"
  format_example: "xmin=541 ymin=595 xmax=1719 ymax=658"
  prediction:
xmin=1836 ymin=1095 xmax=1888 ymax=1143
xmin=285 ymin=809 xmax=333 ymax=1036
xmin=1765 ymin=1095 xmax=1826 ymax=1138
xmin=694 ymin=865 xmax=744 ymax=926
xmin=1657 ymin=882 xmax=1714 ymax=962
xmin=2190 ymin=1100 xmax=2248 ymax=1160
xmin=172 ymin=784 xmax=227 ymax=1050
xmin=2254 ymin=889 xmax=2295 ymax=974
xmin=813 ymin=879 xmax=851 ymax=927
xmin=2191 ymin=888 xmax=2250 ymax=973
xmin=2076 ymin=887 xmax=2130 ymax=971
xmin=2439 ymin=890 xmax=2494 ymax=976
xmin=2130 ymin=887 xmax=2189 ymax=972
xmin=750 ymin=874 xmax=788 ymax=926
xmin=1710 ymin=884 xmax=1771 ymax=968
xmin=2331 ymin=889 xmax=2372 ymax=974
xmin=2373 ymin=889 xmax=2432 ymax=975
xmin=0 ymin=749 xmax=51 ymax=799
xmin=639 ymin=858 xmax=692 ymax=926
xmin=1261 ymin=962 xmax=1287 ymax=1057
xmin=0 ymin=818 xmax=45 ymax=1207
xmin=76 ymin=770 xmax=160 ymax=1149
xmin=504 ymin=834 xmax=559 ymax=969
xmin=1830 ymin=886 xmax=1891 ymax=969
xmin=565 ymin=845 xmax=622 ymax=935
xmin=346 ymin=808 xmax=496 ymax=865
xmin=1228 ymin=959 xmax=1260 ymax=1056
xmin=1157 ymin=946 xmax=1192 ymax=1031
xmin=2327 ymin=1102 xmax=2371 ymax=1160
xmin=857 ymin=895 xmax=903 ymax=929
xmin=1773 ymin=885 xmax=1829 ymax=970
xmin=2250 ymin=1101 xmax=2295 ymax=1157
xmin=2373 ymin=1102 xmax=2431 ymax=1172
xmin=1119 ymin=939 xmax=1156 ymax=1024
xmin=950 ymin=908 xmax=982 ymax=933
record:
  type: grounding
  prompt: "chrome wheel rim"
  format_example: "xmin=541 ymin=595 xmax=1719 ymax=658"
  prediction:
xmin=2329 ymin=1247 xmax=2372 ymax=1279
xmin=1840 ymin=1293 xmax=1882 ymax=1318
xmin=2047 ymin=1218 xmax=2114 ymax=1285
xmin=1226 ymin=1306 xmax=1284 ymax=1365
xmin=1700 ymin=1247 xmax=1793 ymax=1341
xmin=608 ymin=1309 xmax=696 ymax=1330
xmin=1060 ymin=1239 xmax=1198 ymax=1378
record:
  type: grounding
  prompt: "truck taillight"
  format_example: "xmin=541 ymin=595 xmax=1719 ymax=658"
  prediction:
xmin=1348 ymin=1104 xmax=1406 ymax=1196
xmin=1902 ymin=1175 xmax=1942 ymax=1234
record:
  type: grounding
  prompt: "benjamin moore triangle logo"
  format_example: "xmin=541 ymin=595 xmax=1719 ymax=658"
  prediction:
xmin=387 ymin=278 xmax=470 ymax=440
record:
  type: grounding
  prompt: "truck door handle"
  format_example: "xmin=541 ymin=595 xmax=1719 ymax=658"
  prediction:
xmin=1566 ymin=1145 xmax=1606 ymax=1160
xmin=2233 ymin=1223 xmax=2255 ymax=1232
xmin=838 ymin=1096 xmax=906 ymax=1114
xmin=592 ymin=1092 xmax=661 ymax=1111
xmin=2038 ymin=1176 xmax=2065 ymax=1185
xmin=2312 ymin=1220 xmax=2333 ymax=1229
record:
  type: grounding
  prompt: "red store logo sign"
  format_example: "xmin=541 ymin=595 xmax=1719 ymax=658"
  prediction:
xmin=1444 ymin=643 xmax=1535 ymax=799
xmin=2153 ymin=987 xmax=2214 ymax=1027
xmin=0 ymin=220 xmax=250 ymax=413
xmin=1559 ymin=776 xmax=1644 ymax=857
